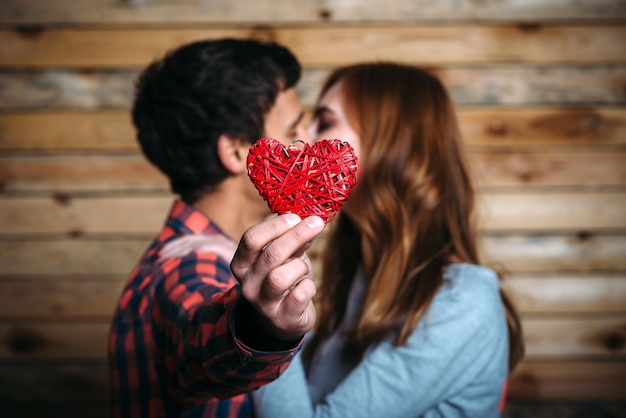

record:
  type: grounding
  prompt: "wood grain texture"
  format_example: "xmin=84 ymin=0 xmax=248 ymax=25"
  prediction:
xmin=314 ymin=231 xmax=626 ymax=283
xmin=0 ymin=70 xmax=137 ymax=110
xmin=1 ymin=0 xmax=625 ymax=24
xmin=459 ymin=107 xmax=626 ymax=147
xmin=2 ymin=192 xmax=622 ymax=235
xmin=0 ymin=239 xmax=150 ymax=275
xmin=522 ymin=317 xmax=626 ymax=358
xmin=478 ymin=234 xmax=626 ymax=273
xmin=503 ymin=403 xmax=626 ymax=418
xmin=0 ymin=361 xmax=624 ymax=403
xmin=476 ymin=192 xmax=626 ymax=232
xmin=3 ymin=406 xmax=109 ymax=418
xmin=0 ymin=0 xmax=623 ymax=412
xmin=1 ymin=274 xmax=623 ymax=318
xmin=0 ymin=195 xmax=175 ymax=235
xmin=0 ymin=279 xmax=125 ymax=318
xmin=2 ymin=108 xmax=624 ymax=151
xmin=0 ymin=154 xmax=168 ymax=193
xmin=6 ymin=402 xmax=625 ymax=418
xmin=2 ymin=234 xmax=624 ymax=275
xmin=1 ymin=26 xmax=625 ymax=68
xmin=0 ymin=362 xmax=109 ymax=403
xmin=2 ymin=66 xmax=625 ymax=110
xmin=0 ymin=111 xmax=136 ymax=150
xmin=2 ymin=317 xmax=622 ymax=360
xmin=435 ymin=66 xmax=626 ymax=106
xmin=508 ymin=361 xmax=626 ymax=400
xmin=502 ymin=274 xmax=626 ymax=314
xmin=0 ymin=323 xmax=108 ymax=360
xmin=2 ymin=151 xmax=624 ymax=194
xmin=468 ymin=151 xmax=626 ymax=188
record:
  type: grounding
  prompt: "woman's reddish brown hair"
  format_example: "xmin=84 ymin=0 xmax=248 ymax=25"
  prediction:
xmin=304 ymin=63 xmax=524 ymax=371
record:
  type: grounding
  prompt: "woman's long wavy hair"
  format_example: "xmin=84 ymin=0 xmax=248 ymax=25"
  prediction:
xmin=303 ymin=63 xmax=524 ymax=371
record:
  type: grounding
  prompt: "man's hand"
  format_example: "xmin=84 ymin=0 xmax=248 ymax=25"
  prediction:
xmin=231 ymin=214 xmax=325 ymax=343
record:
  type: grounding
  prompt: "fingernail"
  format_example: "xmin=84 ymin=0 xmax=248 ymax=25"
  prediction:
xmin=283 ymin=213 xmax=302 ymax=227
xmin=304 ymin=216 xmax=324 ymax=230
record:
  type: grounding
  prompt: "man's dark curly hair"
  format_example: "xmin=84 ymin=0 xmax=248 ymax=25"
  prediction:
xmin=132 ymin=38 xmax=301 ymax=203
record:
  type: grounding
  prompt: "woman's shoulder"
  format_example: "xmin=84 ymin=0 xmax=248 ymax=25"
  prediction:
xmin=441 ymin=262 xmax=499 ymax=297
xmin=429 ymin=263 xmax=504 ymax=322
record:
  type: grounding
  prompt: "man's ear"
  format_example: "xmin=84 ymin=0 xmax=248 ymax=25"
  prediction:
xmin=217 ymin=135 xmax=248 ymax=175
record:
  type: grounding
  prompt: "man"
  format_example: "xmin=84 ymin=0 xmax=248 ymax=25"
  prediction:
xmin=108 ymin=38 xmax=324 ymax=417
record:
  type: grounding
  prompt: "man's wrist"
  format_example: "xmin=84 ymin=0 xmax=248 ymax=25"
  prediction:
xmin=233 ymin=298 xmax=302 ymax=352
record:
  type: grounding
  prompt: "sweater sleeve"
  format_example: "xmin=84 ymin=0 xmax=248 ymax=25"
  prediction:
xmin=252 ymin=265 xmax=509 ymax=418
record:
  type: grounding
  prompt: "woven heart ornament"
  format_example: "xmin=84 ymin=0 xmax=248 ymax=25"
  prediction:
xmin=247 ymin=138 xmax=360 ymax=223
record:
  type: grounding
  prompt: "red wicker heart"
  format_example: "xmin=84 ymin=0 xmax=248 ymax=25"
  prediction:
xmin=247 ymin=138 xmax=360 ymax=223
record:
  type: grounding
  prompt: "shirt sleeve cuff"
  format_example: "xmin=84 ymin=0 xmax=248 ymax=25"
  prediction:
xmin=229 ymin=297 xmax=304 ymax=363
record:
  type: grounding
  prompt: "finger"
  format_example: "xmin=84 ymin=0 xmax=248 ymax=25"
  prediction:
xmin=291 ymin=240 xmax=313 ymax=259
xmin=231 ymin=213 xmax=302 ymax=277
xmin=251 ymin=216 xmax=324 ymax=280
xmin=278 ymin=278 xmax=317 ymax=334
xmin=260 ymin=257 xmax=311 ymax=303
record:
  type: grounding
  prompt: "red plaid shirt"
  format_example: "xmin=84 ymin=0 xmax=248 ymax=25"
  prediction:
xmin=108 ymin=200 xmax=300 ymax=417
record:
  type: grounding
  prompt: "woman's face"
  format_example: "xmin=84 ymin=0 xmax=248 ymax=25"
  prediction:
xmin=307 ymin=81 xmax=362 ymax=162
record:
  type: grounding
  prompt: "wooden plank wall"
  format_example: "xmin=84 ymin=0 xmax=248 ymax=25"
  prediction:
xmin=1 ymin=1 xmax=625 ymax=417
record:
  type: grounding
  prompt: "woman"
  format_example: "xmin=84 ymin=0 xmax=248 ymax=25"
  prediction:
xmin=252 ymin=63 xmax=524 ymax=418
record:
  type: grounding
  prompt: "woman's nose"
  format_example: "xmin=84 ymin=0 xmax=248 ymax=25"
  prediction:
xmin=305 ymin=124 xmax=319 ymax=144
xmin=297 ymin=124 xmax=312 ymax=144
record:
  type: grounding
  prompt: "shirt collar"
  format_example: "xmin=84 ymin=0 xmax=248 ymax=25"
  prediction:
xmin=165 ymin=199 xmax=227 ymax=237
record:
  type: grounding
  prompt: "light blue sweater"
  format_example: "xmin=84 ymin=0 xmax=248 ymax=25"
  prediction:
xmin=252 ymin=263 xmax=509 ymax=418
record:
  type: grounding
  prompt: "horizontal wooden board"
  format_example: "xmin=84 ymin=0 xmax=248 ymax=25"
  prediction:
xmin=0 ymin=195 xmax=177 ymax=236
xmin=504 ymin=403 xmax=626 ymax=418
xmin=2 ymin=107 xmax=624 ymax=151
xmin=2 ymin=66 xmax=626 ymax=111
xmin=2 ymin=150 xmax=624 ymax=194
xmin=502 ymin=274 xmax=626 ymax=314
xmin=3 ymin=403 xmax=626 ymax=418
xmin=0 ymin=154 xmax=168 ymax=193
xmin=1 ymin=26 xmax=625 ymax=68
xmin=0 ymin=70 xmax=137 ymax=110
xmin=0 ymin=360 xmax=622 ymax=408
xmin=476 ymin=192 xmax=626 ymax=232
xmin=0 ymin=360 xmax=624 ymax=402
xmin=0 ymin=362 xmax=109 ymax=403
xmin=1 ymin=0 xmax=625 ymax=24
xmin=1 ymin=317 xmax=624 ymax=360
xmin=522 ymin=317 xmax=626 ymax=358
xmin=0 ymin=323 xmax=108 ymax=360
xmin=478 ymin=234 xmax=626 ymax=273
xmin=3 ymin=406 xmax=109 ymax=418
xmin=460 ymin=107 xmax=626 ymax=147
xmin=507 ymin=361 xmax=626 ymax=400
xmin=1 ymin=233 xmax=624 ymax=276
xmin=0 ymin=111 xmax=136 ymax=150
xmin=0 ymin=239 xmax=150 ymax=275
xmin=435 ymin=66 xmax=626 ymax=106
xmin=1 ymin=274 xmax=624 ymax=319
xmin=1 ymin=192 xmax=624 ymax=236
xmin=0 ymin=280 xmax=125 ymax=318
xmin=469 ymin=151 xmax=626 ymax=188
